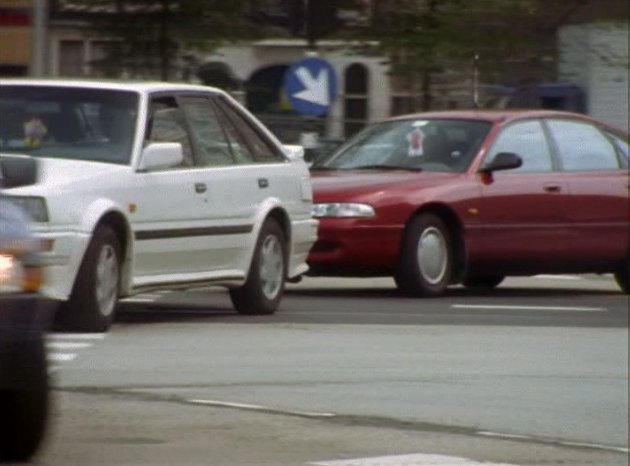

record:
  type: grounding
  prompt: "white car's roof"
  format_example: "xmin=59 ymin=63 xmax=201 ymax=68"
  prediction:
xmin=0 ymin=78 xmax=227 ymax=96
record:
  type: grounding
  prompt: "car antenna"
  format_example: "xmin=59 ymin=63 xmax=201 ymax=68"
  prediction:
xmin=472 ymin=53 xmax=480 ymax=109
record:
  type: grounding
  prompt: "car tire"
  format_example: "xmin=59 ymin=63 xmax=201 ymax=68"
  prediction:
xmin=0 ymin=337 xmax=49 ymax=462
xmin=395 ymin=214 xmax=453 ymax=297
xmin=614 ymin=255 xmax=629 ymax=294
xmin=462 ymin=275 xmax=505 ymax=289
xmin=55 ymin=225 xmax=121 ymax=332
xmin=230 ymin=218 xmax=286 ymax=315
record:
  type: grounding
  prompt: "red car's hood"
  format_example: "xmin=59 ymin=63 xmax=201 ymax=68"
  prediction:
xmin=310 ymin=169 xmax=462 ymax=203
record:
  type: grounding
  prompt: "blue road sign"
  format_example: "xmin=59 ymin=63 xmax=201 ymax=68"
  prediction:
xmin=284 ymin=57 xmax=338 ymax=117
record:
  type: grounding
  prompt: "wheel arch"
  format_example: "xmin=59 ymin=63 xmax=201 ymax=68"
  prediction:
xmin=266 ymin=207 xmax=291 ymax=244
xmin=89 ymin=211 xmax=133 ymax=296
xmin=261 ymin=206 xmax=291 ymax=276
xmin=401 ymin=203 xmax=467 ymax=284
xmin=243 ymin=201 xmax=292 ymax=280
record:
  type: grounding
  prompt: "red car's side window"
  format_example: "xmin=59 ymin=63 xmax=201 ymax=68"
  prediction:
xmin=486 ymin=120 xmax=554 ymax=173
xmin=546 ymin=120 xmax=621 ymax=171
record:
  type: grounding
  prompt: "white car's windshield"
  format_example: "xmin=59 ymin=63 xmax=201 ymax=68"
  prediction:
xmin=0 ymin=86 xmax=139 ymax=165
xmin=315 ymin=119 xmax=492 ymax=173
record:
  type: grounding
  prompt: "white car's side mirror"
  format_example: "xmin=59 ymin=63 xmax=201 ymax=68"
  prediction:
xmin=137 ymin=143 xmax=184 ymax=171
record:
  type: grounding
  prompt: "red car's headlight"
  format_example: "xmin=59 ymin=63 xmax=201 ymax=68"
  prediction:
xmin=311 ymin=203 xmax=375 ymax=218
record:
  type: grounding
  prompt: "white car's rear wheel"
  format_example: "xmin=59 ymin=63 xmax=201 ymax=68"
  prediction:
xmin=230 ymin=218 xmax=286 ymax=315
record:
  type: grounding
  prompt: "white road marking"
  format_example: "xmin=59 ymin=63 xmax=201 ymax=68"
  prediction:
xmin=46 ymin=341 xmax=92 ymax=350
xmin=47 ymin=333 xmax=105 ymax=340
xmin=478 ymin=431 xmax=629 ymax=454
xmin=452 ymin=304 xmax=606 ymax=312
xmin=309 ymin=453 xmax=517 ymax=465
xmin=47 ymin=353 xmax=77 ymax=362
xmin=187 ymin=399 xmax=336 ymax=418
xmin=46 ymin=333 xmax=105 ymax=370
xmin=533 ymin=274 xmax=581 ymax=280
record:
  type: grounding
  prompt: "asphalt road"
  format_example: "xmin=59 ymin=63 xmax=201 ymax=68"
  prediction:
xmin=34 ymin=275 xmax=628 ymax=466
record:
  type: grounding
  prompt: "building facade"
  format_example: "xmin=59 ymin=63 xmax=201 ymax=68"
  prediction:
xmin=558 ymin=22 xmax=629 ymax=131
xmin=0 ymin=0 xmax=32 ymax=76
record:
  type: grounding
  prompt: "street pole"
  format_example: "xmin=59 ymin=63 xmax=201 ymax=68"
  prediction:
xmin=305 ymin=0 xmax=316 ymax=50
xmin=31 ymin=0 xmax=48 ymax=77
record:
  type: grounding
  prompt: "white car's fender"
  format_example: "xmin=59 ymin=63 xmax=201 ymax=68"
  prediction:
xmin=76 ymin=198 xmax=134 ymax=295
xmin=241 ymin=197 xmax=288 ymax=278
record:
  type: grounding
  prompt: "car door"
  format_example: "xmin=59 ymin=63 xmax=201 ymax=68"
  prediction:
xmin=544 ymin=118 xmax=629 ymax=266
xmin=474 ymin=119 xmax=571 ymax=270
xmin=210 ymin=94 xmax=303 ymax=218
xmin=176 ymin=94 xmax=262 ymax=273
xmin=131 ymin=94 xmax=206 ymax=280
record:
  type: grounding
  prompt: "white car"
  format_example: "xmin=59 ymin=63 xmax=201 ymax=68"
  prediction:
xmin=0 ymin=79 xmax=318 ymax=332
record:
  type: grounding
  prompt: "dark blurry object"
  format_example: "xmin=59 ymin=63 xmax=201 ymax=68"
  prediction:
xmin=0 ymin=197 xmax=54 ymax=462
xmin=0 ymin=155 xmax=38 ymax=189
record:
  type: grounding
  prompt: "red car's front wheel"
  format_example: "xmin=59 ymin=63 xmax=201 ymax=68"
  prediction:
xmin=395 ymin=213 xmax=453 ymax=297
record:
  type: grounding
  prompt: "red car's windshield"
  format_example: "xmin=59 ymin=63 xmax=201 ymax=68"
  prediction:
xmin=315 ymin=119 xmax=492 ymax=173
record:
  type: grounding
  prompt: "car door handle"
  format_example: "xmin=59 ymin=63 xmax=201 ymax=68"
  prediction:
xmin=194 ymin=183 xmax=207 ymax=194
xmin=258 ymin=178 xmax=269 ymax=189
xmin=543 ymin=183 xmax=561 ymax=193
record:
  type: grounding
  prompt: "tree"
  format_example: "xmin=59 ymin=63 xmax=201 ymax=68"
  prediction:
xmin=58 ymin=0 xmax=261 ymax=80
xmin=343 ymin=0 xmax=627 ymax=111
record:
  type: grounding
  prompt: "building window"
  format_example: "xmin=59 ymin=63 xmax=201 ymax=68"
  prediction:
xmin=344 ymin=63 xmax=368 ymax=138
xmin=59 ymin=40 xmax=84 ymax=77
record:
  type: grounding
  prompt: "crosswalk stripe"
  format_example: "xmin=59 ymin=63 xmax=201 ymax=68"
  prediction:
xmin=46 ymin=341 xmax=92 ymax=350
xmin=47 ymin=333 xmax=106 ymax=340
xmin=45 ymin=333 xmax=105 ymax=369
xmin=309 ymin=453 xmax=517 ymax=465
xmin=48 ymin=353 xmax=77 ymax=362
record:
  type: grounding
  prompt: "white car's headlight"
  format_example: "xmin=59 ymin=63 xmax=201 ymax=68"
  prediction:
xmin=4 ymin=196 xmax=49 ymax=222
xmin=312 ymin=203 xmax=375 ymax=218
xmin=0 ymin=249 xmax=43 ymax=294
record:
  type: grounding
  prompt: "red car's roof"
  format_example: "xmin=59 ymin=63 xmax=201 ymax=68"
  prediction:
xmin=386 ymin=109 xmax=599 ymax=125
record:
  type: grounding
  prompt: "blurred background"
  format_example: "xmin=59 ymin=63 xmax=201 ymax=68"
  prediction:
xmin=1 ymin=0 xmax=628 ymax=155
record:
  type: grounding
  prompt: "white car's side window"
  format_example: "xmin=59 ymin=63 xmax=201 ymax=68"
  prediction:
xmin=214 ymin=97 xmax=285 ymax=164
xmin=178 ymin=95 xmax=238 ymax=167
xmin=147 ymin=97 xmax=194 ymax=167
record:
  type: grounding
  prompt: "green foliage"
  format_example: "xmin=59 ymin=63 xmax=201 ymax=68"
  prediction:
xmin=341 ymin=0 xmax=627 ymax=109
xmin=65 ymin=0 xmax=259 ymax=80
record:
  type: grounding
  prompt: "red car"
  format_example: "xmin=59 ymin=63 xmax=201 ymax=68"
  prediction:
xmin=307 ymin=110 xmax=629 ymax=296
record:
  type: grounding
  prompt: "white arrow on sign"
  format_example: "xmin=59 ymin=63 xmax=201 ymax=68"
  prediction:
xmin=292 ymin=66 xmax=330 ymax=106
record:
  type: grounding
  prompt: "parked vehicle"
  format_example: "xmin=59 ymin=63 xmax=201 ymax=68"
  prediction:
xmin=0 ymin=185 xmax=53 ymax=462
xmin=307 ymin=110 xmax=629 ymax=296
xmin=0 ymin=80 xmax=318 ymax=332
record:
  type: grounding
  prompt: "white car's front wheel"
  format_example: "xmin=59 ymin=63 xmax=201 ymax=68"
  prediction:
xmin=55 ymin=225 xmax=121 ymax=332
xmin=230 ymin=218 xmax=286 ymax=315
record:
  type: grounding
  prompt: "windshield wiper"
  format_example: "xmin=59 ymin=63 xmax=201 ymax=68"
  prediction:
xmin=351 ymin=164 xmax=423 ymax=172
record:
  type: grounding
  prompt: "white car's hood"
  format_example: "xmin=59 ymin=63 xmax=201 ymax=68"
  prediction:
xmin=3 ymin=156 xmax=130 ymax=195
